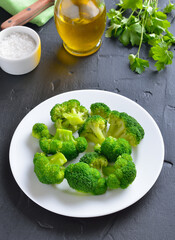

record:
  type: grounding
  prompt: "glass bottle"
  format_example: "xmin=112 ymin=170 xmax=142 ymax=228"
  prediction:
xmin=54 ymin=0 xmax=106 ymax=56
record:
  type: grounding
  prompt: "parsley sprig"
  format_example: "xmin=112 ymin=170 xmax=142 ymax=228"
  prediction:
xmin=106 ymin=0 xmax=175 ymax=74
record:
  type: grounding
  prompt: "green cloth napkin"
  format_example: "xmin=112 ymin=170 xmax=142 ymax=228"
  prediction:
xmin=0 ymin=0 xmax=54 ymax=27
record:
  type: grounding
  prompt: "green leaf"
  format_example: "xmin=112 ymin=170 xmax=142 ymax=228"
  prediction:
xmin=150 ymin=42 xmax=174 ymax=71
xmin=107 ymin=9 xmax=122 ymax=20
xmin=163 ymin=2 xmax=175 ymax=14
xmin=119 ymin=28 xmax=130 ymax=45
xmin=105 ymin=25 xmax=115 ymax=38
xmin=119 ymin=23 xmax=142 ymax=46
xmin=121 ymin=0 xmax=143 ymax=10
xmin=154 ymin=62 xmax=166 ymax=71
xmin=128 ymin=55 xmax=149 ymax=74
xmin=145 ymin=16 xmax=170 ymax=34
xmin=163 ymin=31 xmax=175 ymax=44
xmin=105 ymin=24 xmax=123 ymax=38
xmin=156 ymin=11 xmax=167 ymax=20
xmin=146 ymin=33 xmax=160 ymax=46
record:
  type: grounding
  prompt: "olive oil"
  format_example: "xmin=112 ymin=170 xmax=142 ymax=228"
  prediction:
xmin=54 ymin=0 xmax=106 ymax=56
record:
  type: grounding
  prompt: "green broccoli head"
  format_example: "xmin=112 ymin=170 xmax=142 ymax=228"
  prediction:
xmin=39 ymin=138 xmax=62 ymax=155
xmin=50 ymin=99 xmax=89 ymax=132
xmin=39 ymin=129 xmax=88 ymax=160
xmin=78 ymin=115 xmax=107 ymax=144
xmin=75 ymin=137 xmax=88 ymax=153
xmin=93 ymin=178 xmax=108 ymax=195
xmin=33 ymin=152 xmax=67 ymax=184
xmin=107 ymin=111 xmax=144 ymax=146
xmin=32 ymin=123 xmax=52 ymax=139
xmin=39 ymin=139 xmax=78 ymax=161
xmin=90 ymin=102 xmax=111 ymax=120
xmin=105 ymin=154 xmax=137 ymax=189
xmin=106 ymin=174 xmax=121 ymax=189
xmin=53 ymin=129 xmax=87 ymax=152
xmin=61 ymin=141 xmax=78 ymax=161
xmin=65 ymin=162 xmax=107 ymax=195
xmin=94 ymin=143 xmax=102 ymax=154
xmin=79 ymin=152 xmax=108 ymax=169
xmin=101 ymin=136 xmax=132 ymax=162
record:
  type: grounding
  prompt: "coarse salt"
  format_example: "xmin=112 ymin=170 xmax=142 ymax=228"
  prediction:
xmin=0 ymin=32 xmax=36 ymax=59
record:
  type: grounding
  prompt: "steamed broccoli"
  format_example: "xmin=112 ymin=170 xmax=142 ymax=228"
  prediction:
xmin=65 ymin=162 xmax=107 ymax=195
xmin=76 ymin=137 xmax=88 ymax=153
xmin=53 ymin=128 xmax=88 ymax=152
xmin=32 ymin=123 xmax=52 ymax=139
xmin=39 ymin=129 xmax=88 ymax=160
xmin=50 ymin=99 xmax=89 ymax=132
xmin=103 ymin=154 xmax=137 ymax=189
xmin=90 ymin=102 xmax=111 ymax=120
xmin=39 ymin=138 xmax=62 ymax=154
xmin=33 ymin=152 xmax=67 ymax=184
xmin=94 ymin=143 xmax=102 ymax=154
xmin=100 ymin=136 xmax=132 ymax=162
xmin=60 ymin=141 xmax=78 ymax=161
xmin=79 ymin=152 xmax=108 ymax=169
xmin=78 ymin=115 xmax=107 ymax=144
xmin=107 ymin=111 xmax=144 ymax=146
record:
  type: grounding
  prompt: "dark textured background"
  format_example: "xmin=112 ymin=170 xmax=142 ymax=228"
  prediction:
xmin=0 ymin=0 xmax=175 ymax=239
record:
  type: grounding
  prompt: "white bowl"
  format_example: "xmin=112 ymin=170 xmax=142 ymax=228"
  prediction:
xmin=0 ymin=26 xmax=41 ymax=75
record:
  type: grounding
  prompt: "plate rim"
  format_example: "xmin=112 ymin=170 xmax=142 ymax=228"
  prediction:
xmin=9 ymin=89 xmax=165 ymax=218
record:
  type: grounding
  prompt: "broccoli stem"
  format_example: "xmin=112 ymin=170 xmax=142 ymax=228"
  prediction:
xmin=108 ymin=123 xmax=125 ymax=138
xmin=63 ymin=112 xmax=84 ymax=125
xmin=54 ymin=129 xmax=76 ymax=143
xmin=102 ymin=166 xmax=115 ymax=176
xmin=90 ymin=125 xmax=106 ymax=144
xmin=47 ymin=152 xmax=67 ymax=166
xmin=86 ymin=133 xmax=103 ymax=144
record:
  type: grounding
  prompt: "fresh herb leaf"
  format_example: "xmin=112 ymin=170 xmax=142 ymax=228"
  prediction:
xmin=119 ymin=22 xmax=142 ymax=46
xmin=106 ymin=0 xmax=175 ymax=74
xmin=163 ymin=2 xmax=175 ymax=14
xmin=121 ymin=0 xmax=143 ymax=10
xmin=128 ymin=54 xmax=149 ymax=74
xmin=145 ymin=14 xmax=170 ymax=35
xmin=107 ymin=9 xmax=122 ymax=20
xmin=150 ymin=42 xmax=173 ymax=71
xmin=105 ymin=24 xmax=123 ymax=38
xmin=163 ymin=31 xmax=175 ymax=44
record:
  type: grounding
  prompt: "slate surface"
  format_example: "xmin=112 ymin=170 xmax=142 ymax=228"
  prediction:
xmin=0 ymin=1 xmax=175 ymax=239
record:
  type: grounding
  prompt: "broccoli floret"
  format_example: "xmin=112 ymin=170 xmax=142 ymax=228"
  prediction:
xmin=101 ymin=136 xmax=132 ymax=162
xmin=90 ymin=102 xmax=111 ymax=120
xmin=33 ymin=152 xmax=67 ymax=184
xmin=39 ymin=129 xmax=88 ymax=161
xmin=76 ymin=137 xmax=88 ymax=153
xmin=50 ymin=99 xmax=89 ymax=132
xmin=94 ymin=143 xmax=101 ymax=154
xmin=78 ymin=115 xmax=107 ymax=144
xmin=39 ymin=138 xmax=62 ymax=155
xmin=93 ymin=178 xmax=107 ymax=195
xmin=32 ymin=123 xmax=52 ymax=139
xmin=65 ymin=162 xmax=107 ymax=195
xmin=107 ymin=111 xmax=144 ymax=146
xmin=80 ymin=152 xmax=108 ymax=169
xmin=61 ymin=141 xmax=78 ymax=160
xmin=104 ymin=154 xmax=137 ymax=189
xmin=94 ymin=143 xmax=102 ymax=154
xmin=107 ymin=174 xmax=121 ymax=189
xmin=53 ymin=128 xmax=88 ymax=153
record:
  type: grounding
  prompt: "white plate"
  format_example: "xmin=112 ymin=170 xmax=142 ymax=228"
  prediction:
xmin=9 ymin=90 xmax=164 ymax=218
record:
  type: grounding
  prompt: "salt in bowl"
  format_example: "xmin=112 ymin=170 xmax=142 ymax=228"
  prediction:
xmin=0 ymin=26 xmax=41 ymax=75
